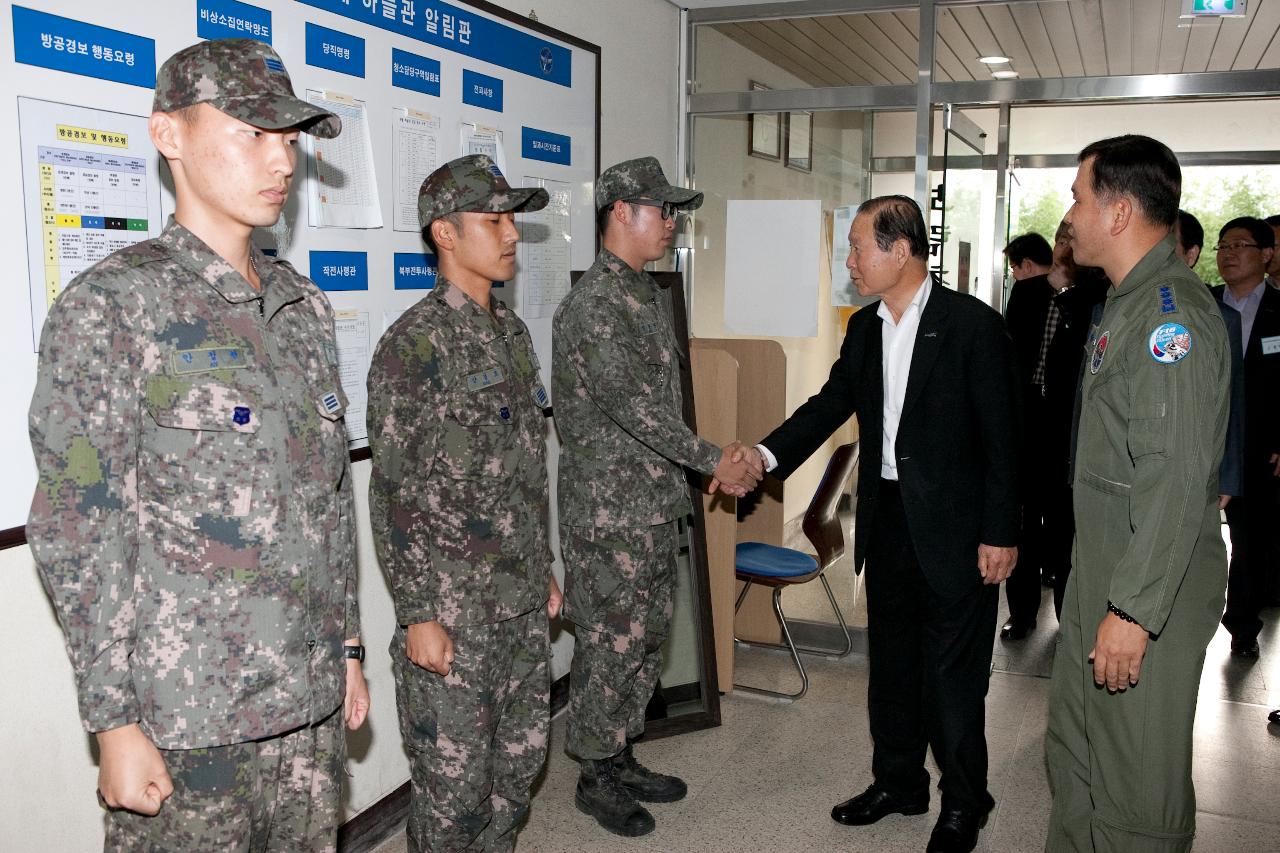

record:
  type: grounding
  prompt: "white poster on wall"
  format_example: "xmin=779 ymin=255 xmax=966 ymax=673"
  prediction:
xmin=393 ymin=108 xmax=442 ymax=232
xmin=333 ymin=309 xmax=371 ymax=443
xmin=519 ymin=176 xmax=572 ymax=318
xmin=17 ymin=97 xmax=165 ymax=350
xmin=305 ymin=90 xmax=383 ymax=229
xmin=459 ymin=122 xmax=507 ymax=174
xmin=724 ymin=199 xmax=821 ymax=337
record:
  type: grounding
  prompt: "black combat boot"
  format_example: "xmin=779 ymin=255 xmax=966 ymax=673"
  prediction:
xmin=611 ymin=744 xmax=688 ymax=802
xmin=575 ymin=758 xmax=656 ymax=837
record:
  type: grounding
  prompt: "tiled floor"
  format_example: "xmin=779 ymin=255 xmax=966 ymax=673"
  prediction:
xmin=371 ymin=589 xmax=1280 ymax=853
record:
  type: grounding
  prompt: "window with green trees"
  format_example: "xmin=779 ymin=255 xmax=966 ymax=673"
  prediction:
xmin=1009 ymin=165 xmax=1280 ymax=287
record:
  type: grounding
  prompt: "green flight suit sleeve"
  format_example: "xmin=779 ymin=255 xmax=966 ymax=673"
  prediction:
xmin=1109 ymin=311 xmax=1228 ymax=634
xmin=27 ymin=280 xmax=143 ymax=734
xmin=367 ymin=325 xmax=446 ymax=626
xmin=561 ymin=296 xmax=722 ymax=475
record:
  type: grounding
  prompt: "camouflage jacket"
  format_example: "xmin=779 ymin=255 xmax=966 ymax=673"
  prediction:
xmin=28 ymin=219 xmax=359 ymax=750
xmin=552 ymin=248 xmax=721 ymax=529
xmin=367 ymin=278 xmax=551 ymax=628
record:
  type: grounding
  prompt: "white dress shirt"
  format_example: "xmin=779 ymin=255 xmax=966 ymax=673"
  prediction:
xmin=757 ymin=276 xmax=932 ymax=479
xmin=879 ymin=276 xmax=931 ymax=480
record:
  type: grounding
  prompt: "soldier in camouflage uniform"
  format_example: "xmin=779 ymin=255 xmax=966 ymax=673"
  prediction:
xmin=552 ymin=157 xmax=762 ymax=837
xmin=367 ymin=155 xmax=560 ymax=853
xmin=27 ymin=39 xmax=368 ymax=852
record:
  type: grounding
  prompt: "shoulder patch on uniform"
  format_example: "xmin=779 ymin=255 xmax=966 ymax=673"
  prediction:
xmin=1158 ymin=284 xmax=1177 ymax=314
xmin=1149 ymin=322 xmax=1192 ymax=364
xmin=466 ymin=367 xmax=506 ymax=391
xmin=1090 ymin=330 xmax=1110 ymax=374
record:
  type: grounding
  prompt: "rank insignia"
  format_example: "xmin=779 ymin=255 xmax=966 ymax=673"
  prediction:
xmin=1149 ymin=322 xmax=1192 ymax=364
xmin=1159 ymin=285 xmax=1177 ymax=314
xmin=322 ymin=392 xmax=341 ymax=414
xmin=1090 ymin=331 xmax=1110 ymax=374
xmin=533 ymin=385 xmax=549 ymax=408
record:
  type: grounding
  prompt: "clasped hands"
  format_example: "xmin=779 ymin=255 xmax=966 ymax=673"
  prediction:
xmin=708 ymin=441 xmax=765 ymax=498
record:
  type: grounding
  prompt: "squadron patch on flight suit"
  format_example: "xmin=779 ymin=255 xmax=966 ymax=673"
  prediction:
xmin=1149 ymin=322 xmax=1192 ymax=364
xmin=1090 ymin=331 xmax=1110 ymax=374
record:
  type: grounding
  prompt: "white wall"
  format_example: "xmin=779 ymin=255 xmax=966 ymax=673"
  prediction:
xmin=0 ymin=1 xmax=682 ymax=849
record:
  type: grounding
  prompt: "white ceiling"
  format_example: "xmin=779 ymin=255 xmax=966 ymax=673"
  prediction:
xmin=693 ymin=1 xmax=1280 ymax=86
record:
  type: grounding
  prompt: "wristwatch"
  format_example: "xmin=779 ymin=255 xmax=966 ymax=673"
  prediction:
xmin=344 ymin=644 xmax=365 ymax=662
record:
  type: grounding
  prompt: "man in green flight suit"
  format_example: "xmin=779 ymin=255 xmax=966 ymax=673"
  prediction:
xmin=1045 ymin=135 xmax=1230 ymax=852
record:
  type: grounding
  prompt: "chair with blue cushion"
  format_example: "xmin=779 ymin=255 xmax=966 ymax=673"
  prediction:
xmin=733 ymin=442 xmax=857 ymax=701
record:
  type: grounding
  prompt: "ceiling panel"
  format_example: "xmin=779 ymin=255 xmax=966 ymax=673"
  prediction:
xmin=1006 ymin=3 xmax=1060 ymax=79
xmin=707 ymin=1 xmax=1280 ymax=91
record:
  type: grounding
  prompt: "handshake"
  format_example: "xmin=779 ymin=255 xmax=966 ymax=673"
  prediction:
xmin=708 ymin=441 xmax=766 ymax=498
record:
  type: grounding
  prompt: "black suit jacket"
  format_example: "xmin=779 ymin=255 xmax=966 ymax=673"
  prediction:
xmin=760 ymin=283 xmax=1020 ymax=599
xmin=1212 ymin=283 xmax=1280 ymax=489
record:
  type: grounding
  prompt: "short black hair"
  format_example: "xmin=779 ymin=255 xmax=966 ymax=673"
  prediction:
xmin=597 ymin=201 xmax=640 ymax=237
xmin=858 ymin=195 xmax=929 ymax=261
xmin=1078 ymin=135 xmax=1180 ymax=227
xmin=1176 ymin=209 xmax=1204 ymax=252
xmin=1219 ymin=216 xmax=1275 ymax=250
xmin=1003 ymin=233 xmax=1052 ymax=267
xmin=1264 ymin=214 xmax=1280 ymax=227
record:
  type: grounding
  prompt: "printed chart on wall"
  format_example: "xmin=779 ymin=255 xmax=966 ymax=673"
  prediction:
xmin=520 ymin=177 xmax=573 ymax=319
xmin=18 ymin=97 xmax=163 ymax=350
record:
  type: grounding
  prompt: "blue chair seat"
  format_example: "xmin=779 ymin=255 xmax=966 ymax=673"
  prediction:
xmin=735 ymin=542 xmax=818 ymax=579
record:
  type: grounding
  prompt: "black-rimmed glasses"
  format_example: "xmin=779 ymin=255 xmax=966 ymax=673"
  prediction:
xmin=627 ymin=198 xmax=681 ymax=220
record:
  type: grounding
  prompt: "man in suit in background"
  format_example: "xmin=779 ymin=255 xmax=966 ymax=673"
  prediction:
xmin=1212 ymin=216 xmax=1280 ymax=659
xmin=740 ymin=195 xmax=1020 ymax=853
xmin=1002 ymin=230 xmax=1061 ymax=638
xmin=1033 ymin=221 xmax=1109 ymax=620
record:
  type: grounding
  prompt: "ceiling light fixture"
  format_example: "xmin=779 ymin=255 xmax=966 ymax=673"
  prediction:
xmin=978 ymin=55 xmax=1011 ymax=64
xmin=992 ymin=69 xmax=1020 ymax=79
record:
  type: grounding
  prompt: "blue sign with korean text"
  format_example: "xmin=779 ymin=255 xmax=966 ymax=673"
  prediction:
xmin=394 ymin=253 xmax=438 ymax=290
xmin=391 ymin=48 xmax=441 ymax=97
xmin=11 ymin=5 xmax=156 ymax=89
xmin=522 ymin=127 xmax=571 ymax=166
xmin=197 ymin=0 xmax=272 ymax=44
xmin=462 ymin=69 xmax=503 ymax=112
xmin=294 ymin=0 xmax=571 ymax=87
xmin=305 ymin=22 xmax=365 ymax=78
xmin=310 ymin=251 xmax=369 ymax=292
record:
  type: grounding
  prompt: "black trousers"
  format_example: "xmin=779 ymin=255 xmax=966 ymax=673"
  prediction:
xmin=1007 ymin=394 xmax=1075 ymax=626
xmin=1223 ymin=490 xmax=1273 ymax=645
xmin=865 ymin=479 xmax=999 ymax=814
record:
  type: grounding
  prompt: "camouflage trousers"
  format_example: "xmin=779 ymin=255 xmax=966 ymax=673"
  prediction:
xmin=562 ymin=521 xmax=678 ymax=761
xmin=104 ymin=708 xmax=345 ymax=852
xmin=391 ymin=607 xmax=550 ymax=853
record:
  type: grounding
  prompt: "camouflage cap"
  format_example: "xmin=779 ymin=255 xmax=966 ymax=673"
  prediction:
xmin=418 ymin=155 xmax=549 ymax=230
xmin=595 ymin=156 xmax=703 ymax=212
xmin=154 ymin=39 xmax=341 ymax=139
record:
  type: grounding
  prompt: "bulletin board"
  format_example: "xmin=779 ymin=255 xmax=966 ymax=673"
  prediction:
xmin=0 ymin=0 xmax=601 ymax=541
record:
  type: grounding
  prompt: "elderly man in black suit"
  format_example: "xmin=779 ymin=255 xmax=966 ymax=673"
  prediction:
xmin=725 ymin=195 xmax=1019 ymax=853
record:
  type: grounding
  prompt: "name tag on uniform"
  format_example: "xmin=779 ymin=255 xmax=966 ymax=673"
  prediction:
xmin=172 ymin=347 xmax=252 ymax=375
xmin=466 ymin=367 xmax=506 ymax=391
xmin=1262 ymin=335 xmax=1280 ymax=356
xmin=636 ymin=321 xmax=659 ymax=336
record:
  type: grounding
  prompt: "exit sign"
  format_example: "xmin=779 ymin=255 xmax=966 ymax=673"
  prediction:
xmin=1184 ymin=0 xmax=1246 ymax=15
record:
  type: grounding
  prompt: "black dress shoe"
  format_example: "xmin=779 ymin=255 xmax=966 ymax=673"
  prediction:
xmin=926 ymin=805 xmax=989 ymax=853
xmin=999 ymin=619 xmax=1034 ymax=641
xmin=1268 ymin=708 xmax=1280 ymax=725
xmin=830 ymin=783 xmax=928 ymax=826
xmin=1230 ymin=639 xmax=1260 ymax=658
